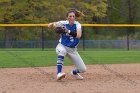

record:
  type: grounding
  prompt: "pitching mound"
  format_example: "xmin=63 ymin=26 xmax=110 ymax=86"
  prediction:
xmin=0 ymin=64 xmax=140 ymax=93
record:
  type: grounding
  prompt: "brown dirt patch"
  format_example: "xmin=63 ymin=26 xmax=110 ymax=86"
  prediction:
xmin=0 ymin=64 xmax=140 ymax=93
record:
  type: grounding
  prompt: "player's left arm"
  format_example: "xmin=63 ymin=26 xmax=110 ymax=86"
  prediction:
xmin=67 ymin=22 xmax=82 ymax=38
xmin=76 ymin=23 xmax=82 ymax=38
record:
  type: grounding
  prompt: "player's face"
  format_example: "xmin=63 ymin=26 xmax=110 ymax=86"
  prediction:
xmin=67 ymin=12 xmax=76 ymax=25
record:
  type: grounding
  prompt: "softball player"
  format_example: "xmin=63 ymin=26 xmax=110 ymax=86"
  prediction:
xmin=48 ymin=9 xmax=86 ymax=80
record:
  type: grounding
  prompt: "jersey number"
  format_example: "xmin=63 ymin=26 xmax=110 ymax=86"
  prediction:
xmin=70 ymin=37 xmax=74 ymax=42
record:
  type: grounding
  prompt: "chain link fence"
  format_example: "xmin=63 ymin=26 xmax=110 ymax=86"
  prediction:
xmin=0 ymin=25 xmax=140 ymax=51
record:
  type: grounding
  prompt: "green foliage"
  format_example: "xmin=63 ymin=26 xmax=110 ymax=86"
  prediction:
xmin=0 ymin=0 xmax=108 ymax=23
xmin=0 ymin=0 xmax=140 ymax=43
xmin=0 ymin=0 xmax=108 ymax=44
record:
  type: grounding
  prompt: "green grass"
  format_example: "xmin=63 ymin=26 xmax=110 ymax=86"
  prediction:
xmin=0 ymin=50 xmax=140 ymax=68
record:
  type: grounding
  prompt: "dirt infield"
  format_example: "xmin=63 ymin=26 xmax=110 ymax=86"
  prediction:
xmin=0 ymin=64 xmax=140 ymax=93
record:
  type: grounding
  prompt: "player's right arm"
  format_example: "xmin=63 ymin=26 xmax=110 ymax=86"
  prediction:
xmin=48 ymin=21 xmax=66 ymax=29
xmin=48 ymin=22 xmax=56 ymax=29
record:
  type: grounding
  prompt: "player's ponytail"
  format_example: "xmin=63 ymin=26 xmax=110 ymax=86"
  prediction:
xmin=66 ymin=8 xmax=85 ymax=18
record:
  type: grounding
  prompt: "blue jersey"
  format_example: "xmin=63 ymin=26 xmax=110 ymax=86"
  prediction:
xmin=58 ymin=20 xmax=82 ymax=48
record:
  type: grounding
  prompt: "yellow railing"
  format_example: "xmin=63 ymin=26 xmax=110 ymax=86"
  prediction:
xmin=82 ymin=24 xmax=140 ymax=27
xmin=0 ymin=24 xmax=140 ymax=27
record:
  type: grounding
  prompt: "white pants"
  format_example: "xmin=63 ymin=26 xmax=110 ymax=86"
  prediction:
xmin=56 ymin=43 xmax=86 ymax=72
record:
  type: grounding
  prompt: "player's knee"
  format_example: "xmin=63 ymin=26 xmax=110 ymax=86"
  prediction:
xmin=82 ymin=66 xmax=87 ymax=72
xmin=60 ymin=49 xmax=67 ymax=56
xmin=79 ymin=66 xmax=86 ymax=73
xmin=56 ymin=49 xmax=67 ymax=56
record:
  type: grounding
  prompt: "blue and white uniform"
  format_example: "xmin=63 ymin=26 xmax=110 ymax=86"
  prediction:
xmin=56 ymin=20 xmax=86 ymax=75
xmin=60 ymin=20 xmax=80 ymax=48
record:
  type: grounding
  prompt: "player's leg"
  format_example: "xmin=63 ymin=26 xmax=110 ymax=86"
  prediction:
xmin=56 ymin=43 xmax=67 ymax=80
xmin=67 ymin=51 xmax=86 ymax=79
